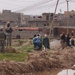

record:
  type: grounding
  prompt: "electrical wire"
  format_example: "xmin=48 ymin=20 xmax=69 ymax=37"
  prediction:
xmin=0 ymin=0 xmax=74 ymax=15
xmin=14 ymin=0 xmax=54 ymax=12
xmin=14 ymin=0 xmax=65 ymax=13
xmin=17 ymin=1 xmax=66 ymax=15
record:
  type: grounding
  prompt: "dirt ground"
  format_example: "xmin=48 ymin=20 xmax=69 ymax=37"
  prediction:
xmin=0 ymin=46 xmax=75 ymax=75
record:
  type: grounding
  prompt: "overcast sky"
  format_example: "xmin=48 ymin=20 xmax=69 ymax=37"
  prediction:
xmin=0 ymin=0 xmax=75 ymax=15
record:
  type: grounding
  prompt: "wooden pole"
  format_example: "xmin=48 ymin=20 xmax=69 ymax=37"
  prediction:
xmin=49 ymin=0 xmax=59 ymax=39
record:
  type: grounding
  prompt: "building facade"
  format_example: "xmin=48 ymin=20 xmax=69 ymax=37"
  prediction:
xmin=0 ymin=10 xmax=21 ymax=26
xmin=28 ymin=13 xmax=59 ymax=28
xmin=0 ymin=10 xmax=31 ymax=27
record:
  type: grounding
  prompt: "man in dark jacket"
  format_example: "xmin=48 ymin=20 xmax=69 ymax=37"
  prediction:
xmin=66 ymin=34 xmax=71 ymax=47
xmin=60 ymin=32 xmax=66 ymax=49
xmin=43 ymin=34 xmax=50 ymax=51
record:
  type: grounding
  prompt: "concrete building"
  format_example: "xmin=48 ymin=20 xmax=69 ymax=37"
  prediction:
xmin=20 ymin=14 xmax=31 ymax=27
xmin=0 ymin=10 xmax=21 ymax=26
xmin=53 ymin=10 xmax=75 ymax=36
xmin=0 ymin=10 xmax=75 ymax=38
xmin=28 ymin=11 xmax=75 ymax=37
xmin=0 ymin=10 xmax=31 ymax=27
xmin=59 ymin=10 xmax=75 ymax=27
xmin=28 ymin=13 xmax=59 ymax=28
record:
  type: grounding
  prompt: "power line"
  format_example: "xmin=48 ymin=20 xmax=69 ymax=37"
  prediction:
xmin=14 ymin=0 xmax=65 ymax=13
xmin=0 ymin=0 xmax=38 ymax=8
xmin=69 ymin=0 xmax=75 ymax=2
xmin=15 ymin=0 xmax=54 ymax=12
xmin=0 ymin=1 xmax=20 ymax=6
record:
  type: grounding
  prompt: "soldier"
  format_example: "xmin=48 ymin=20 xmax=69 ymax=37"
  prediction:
xmin=5 ymin=21 xmax=13 ymax=47
xmin=0 ymin=28 xmax=6 ymax=53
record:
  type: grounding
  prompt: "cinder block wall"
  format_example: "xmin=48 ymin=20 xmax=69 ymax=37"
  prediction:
xmin=12 ymin=30 xmax=44 ymax=39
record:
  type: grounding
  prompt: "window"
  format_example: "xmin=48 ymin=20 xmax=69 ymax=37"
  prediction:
xmin=46 ymin=15 xmax=49 ymax=20
xmin=47 ymin=23 xmax=49 ymax=26
xmin=44 ymin=24 xmax=46 ymax=26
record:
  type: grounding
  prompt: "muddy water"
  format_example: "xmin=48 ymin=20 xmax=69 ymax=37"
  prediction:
xmin=34 ymin=69 xmax=61 ymax=75
xmin=57 ymin=69 xmax=75 ymax=75
xmin=34 ymin=69 xmax=75 ymax=75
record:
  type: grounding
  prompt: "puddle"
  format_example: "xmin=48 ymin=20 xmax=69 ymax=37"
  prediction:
xmin=57 ymin=69 xmax=75 ymax=75
xmin=34 ymin=69 xmax=61 ymax=75
xmin=34 ymin=69 xmax=75 ymax=75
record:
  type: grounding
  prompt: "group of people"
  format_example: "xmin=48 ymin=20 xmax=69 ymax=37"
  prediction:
xmin=60 ymin=31 xmax=75 ymax=49
xmin=0 ymin=21 xmax=13 ymax=53
xmin=2 ymin=22 xmax=75 ymax=52
xmin=33 ymin=31 xmax=75 ymax=51
xmin=33 ymin=34 xmax=50 ymax=51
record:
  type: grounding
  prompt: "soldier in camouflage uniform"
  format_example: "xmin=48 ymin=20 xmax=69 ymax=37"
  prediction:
xmin=0 ymin=28 xmax=6 ymax=53
xmin=5 ymin=22 xmax=13 ymax=47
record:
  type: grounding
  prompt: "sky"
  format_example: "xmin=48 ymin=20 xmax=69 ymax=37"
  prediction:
xmin=0 ymin=0 xmax=75 ymax=15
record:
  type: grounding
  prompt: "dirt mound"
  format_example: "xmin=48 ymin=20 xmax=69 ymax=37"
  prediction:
xmin=0 ymin=47 xmax=75 ymax=75
xmin=5 ymin=47 xmax=17 ymax=53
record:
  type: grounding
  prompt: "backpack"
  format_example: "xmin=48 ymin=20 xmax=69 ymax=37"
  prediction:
xmin=35 ymin=38 xmax=41 ymax=43
xmin=6 ymin=27 xmax=13 ymax=33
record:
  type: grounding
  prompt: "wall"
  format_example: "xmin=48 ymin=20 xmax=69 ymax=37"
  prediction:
xmin=57 ymin=27 xmax=75 ymax=36
xmin=12 ymin=29 xmax=44 ymax=39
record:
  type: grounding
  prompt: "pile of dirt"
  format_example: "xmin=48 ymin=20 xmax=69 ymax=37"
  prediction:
xmin=0 ymin=47 xmax=75 ymax=75
xmin=28 ymin=47 xmax=75 ymax=69
xmin=5 ymin=47 xmax=17 ymax=53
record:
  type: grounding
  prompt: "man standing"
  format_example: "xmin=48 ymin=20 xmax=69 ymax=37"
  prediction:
xmin=43 ymin=34 xmax=50 ymax=51
xmin=0 ymin=28 xmax=6 ymax=53
xmin=5 ymin=22 xmax=13 ymax=47
xmin=60 ymin=32 xmax=66 ymax=49
xmin=71 ymin=31 xmax=74 ymax=36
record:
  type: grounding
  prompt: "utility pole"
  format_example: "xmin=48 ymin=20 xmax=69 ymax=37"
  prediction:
xmin=49 ymin=0 xmax=59 ymax=39
xmin=66 ymin=0 xmax=69 ymax=11
xmin=49 ymin=0 xmax=69 ymax=39
xmin=66 ymin=0 xmax=69 ymax=34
